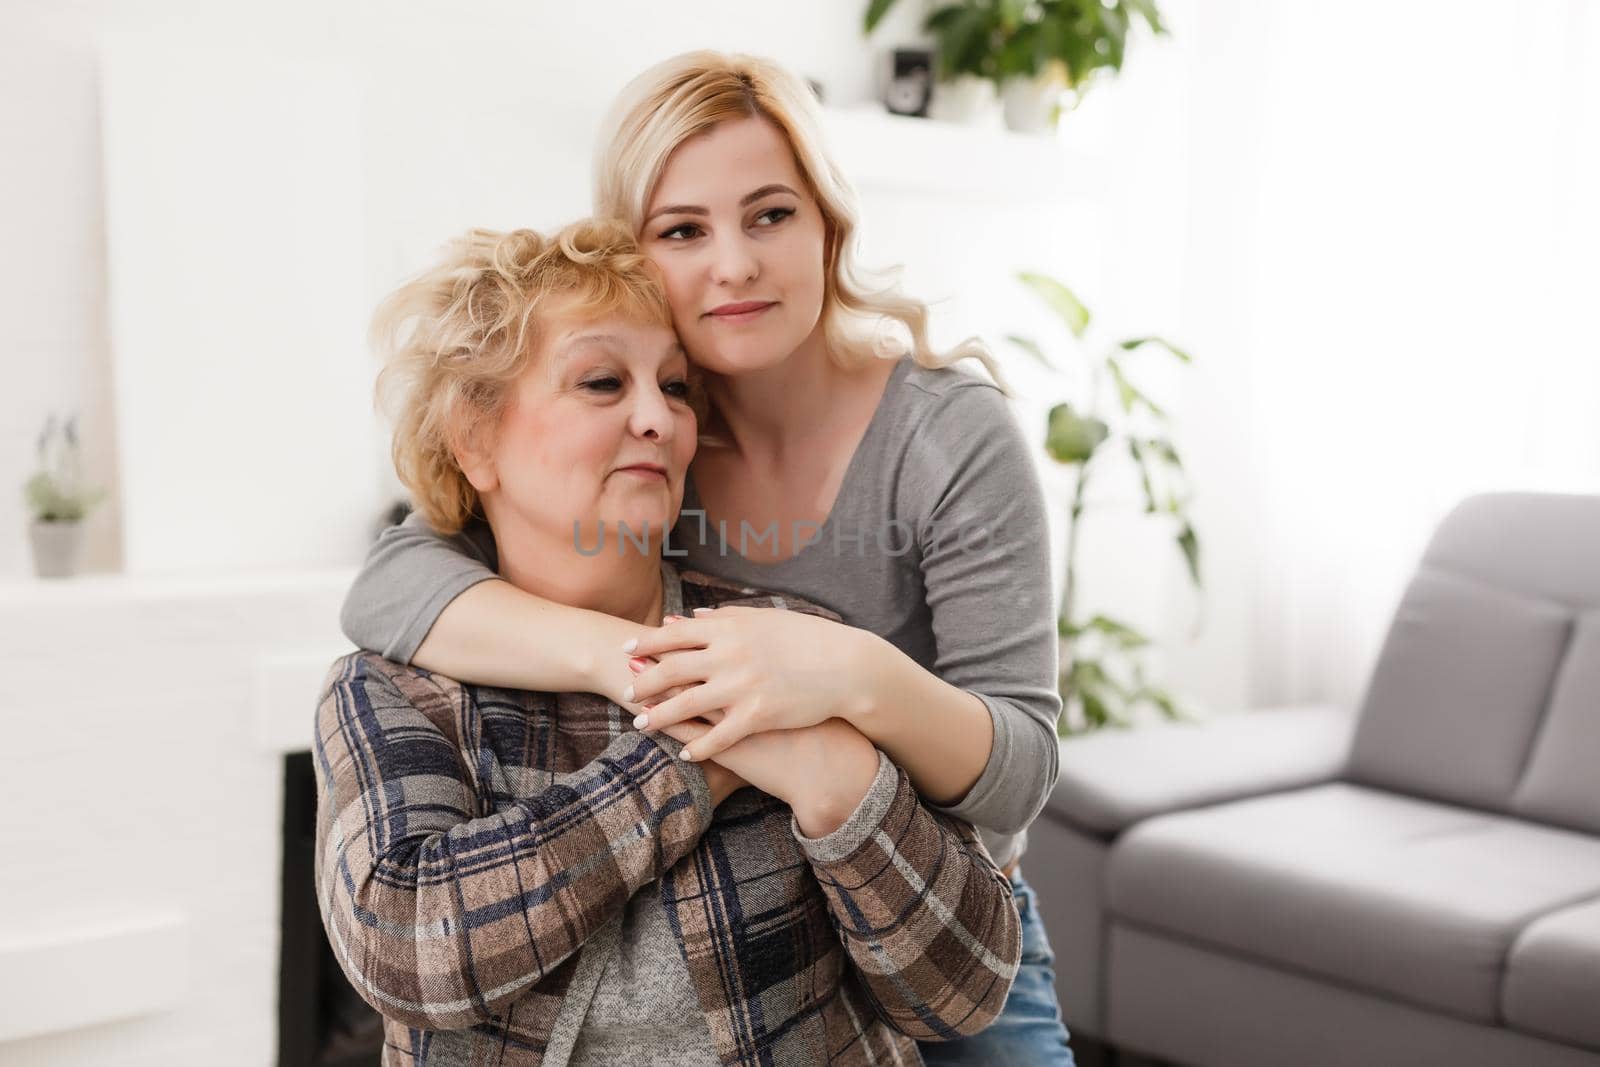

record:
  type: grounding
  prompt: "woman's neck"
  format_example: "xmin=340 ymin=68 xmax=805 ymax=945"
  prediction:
xmin=490 ymin=515 xmax=665 ymax=626
xmin=703 ymin=328 xmax=851 ymax=460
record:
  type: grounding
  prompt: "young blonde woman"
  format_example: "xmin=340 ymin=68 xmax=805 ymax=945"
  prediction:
xmin=342 ymin=52 xmax=1074 ymax=1065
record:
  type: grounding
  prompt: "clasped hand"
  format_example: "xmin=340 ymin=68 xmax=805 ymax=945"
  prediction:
xmin=624 ymin=606 xmax=883 ymax=832
xmin=624 ymin=605 xmax=879 ymax=760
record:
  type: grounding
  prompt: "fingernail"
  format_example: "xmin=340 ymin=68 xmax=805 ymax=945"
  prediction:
xmin=622 ymin=638 xmax=638 ymax=653
xmin=628 ymin=657 xmax=649 ymax=673
xmin=678 ymin=748 xmax=696 ymax=761
xmin=663 ymin=614 xmax=684 ymax=624
xmin=692 ymin=607 xmax=714 ymax=616
xmin=623 ymin=685 xmax=634 ymax=702
xmin=633 ymin=714 xmax=649 ymax=729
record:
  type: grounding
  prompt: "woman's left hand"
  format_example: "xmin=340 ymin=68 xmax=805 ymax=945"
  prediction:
xmin=657 ymin=712 xmax=881 ymax=836
xmin=626 ymin=606 xmax=882 ymax=763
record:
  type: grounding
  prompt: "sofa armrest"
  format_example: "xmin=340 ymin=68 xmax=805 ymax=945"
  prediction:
xmin=1042 ymin=704 xmax=1355 ymax=837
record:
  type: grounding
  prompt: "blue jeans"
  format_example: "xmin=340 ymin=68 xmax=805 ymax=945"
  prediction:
xmin=917 ymin=870 xmax=1076 ymax=1066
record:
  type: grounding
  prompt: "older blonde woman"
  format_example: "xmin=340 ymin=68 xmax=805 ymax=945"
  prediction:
xmin=314 ymin=219 xmax=1021 ymax=1066
xmin=340 ymin=51 xmax=1072 ymax=1064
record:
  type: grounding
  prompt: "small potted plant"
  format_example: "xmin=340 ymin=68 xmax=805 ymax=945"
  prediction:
xmin=24 ymin=414 xmax=105 ymax=578
xmin=997 ymin=0 xmax=1168 ymax=133
xmin=865 ymin=0 xmax=1168 ymax=133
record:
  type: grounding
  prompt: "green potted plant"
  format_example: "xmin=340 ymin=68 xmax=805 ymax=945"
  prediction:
xmin=997 ymin=0 xmax=1167 ymax=132
xmin=1007 ymin=271 xmax=1200 ymax=733
xmin=24 ymin=414 xmax=105 ymax=578
xmin=864 ymin=0 xmax=1168 ymax=132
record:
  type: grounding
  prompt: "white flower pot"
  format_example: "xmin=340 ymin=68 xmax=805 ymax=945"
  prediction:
xmin=930 ymin=75 xmax=999 ymax=126
xmin=1001 ymin=73 xmax=1068 ymax=134
xmin=29 ymin=519 xmax=86 ymax=578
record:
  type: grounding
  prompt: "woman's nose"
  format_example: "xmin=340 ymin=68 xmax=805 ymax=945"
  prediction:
xmin=709 ymin=232 xmax=759 ymax=287
xmin=629 ymin=383 xmax=675 ymax=441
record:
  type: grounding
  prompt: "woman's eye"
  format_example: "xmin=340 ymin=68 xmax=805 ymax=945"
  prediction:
xmin=754 ymin=207 xmax=794 ymax=227
xmin=581 ymin=376 xmax=622 ymax=393
xmin=663 ymin=379 xmax=691 ymax=399
xmin=658 ymin=222 xmax=702 ymax=241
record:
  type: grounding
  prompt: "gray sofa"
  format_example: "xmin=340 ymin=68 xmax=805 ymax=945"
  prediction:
xmin=1028 ymin=492 xmax=1600 ymax=1067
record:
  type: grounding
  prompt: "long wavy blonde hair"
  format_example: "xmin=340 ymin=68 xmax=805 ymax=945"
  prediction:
xmin=593 ymin=50 xmax=1007 ymax=390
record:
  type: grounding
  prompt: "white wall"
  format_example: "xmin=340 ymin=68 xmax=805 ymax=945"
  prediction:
xmin=1187 ymin=0 xmax=1600 ymax=708
xmin=0 ymin=0 xmax=929 ymax=580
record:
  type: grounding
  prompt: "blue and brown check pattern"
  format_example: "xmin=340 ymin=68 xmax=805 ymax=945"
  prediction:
xmin=314 ymin=567 xmax=1021 ymax=1065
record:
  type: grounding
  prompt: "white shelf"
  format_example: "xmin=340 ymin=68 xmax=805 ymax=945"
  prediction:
xmin=0 ymin=566 xmax=357 ymax=607
xmin=820 ymin=105 xmax=1104 ymax=203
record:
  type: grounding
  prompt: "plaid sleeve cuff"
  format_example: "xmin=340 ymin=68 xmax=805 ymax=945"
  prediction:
xmin=790 ymin=748 xmax=898 ymax=863
xmin=643 ymin=729 xmax=714 ymax=831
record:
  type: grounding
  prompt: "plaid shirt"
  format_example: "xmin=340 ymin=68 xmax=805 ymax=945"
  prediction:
xmin=314 ymin=566 xmax=1021 ymax=1066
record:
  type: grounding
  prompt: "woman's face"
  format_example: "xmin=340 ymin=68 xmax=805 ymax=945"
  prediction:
xmin=465 ymin=305 xmax=697 ymax=554
xmin=640 ymin=117 xmax=829 ymax=376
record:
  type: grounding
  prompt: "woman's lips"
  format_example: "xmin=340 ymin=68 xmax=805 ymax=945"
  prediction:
xmin=707 ymin=301 xmax=775 ymax=324
xmin=616 ymin=465 xmax=668 ymax=481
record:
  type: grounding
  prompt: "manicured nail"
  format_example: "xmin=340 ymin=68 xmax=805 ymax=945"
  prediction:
xmin=692 ymin=607 xmax=714 ymax=616
xmin=628 ymin=657 xmax=650 ymax=673
xmin=622 ymin=685 xmax=634 ymax=702
xmin=633 ymin=714 xmax=649 ymax=729
xmin=678 ymin=747 xmax=696 ymax=761
xmin=622 ymin=638 xmax=638 ymax=653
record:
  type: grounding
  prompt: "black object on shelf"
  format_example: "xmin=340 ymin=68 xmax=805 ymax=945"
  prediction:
xmin=886 ymin=48 xmax=934 ymax=117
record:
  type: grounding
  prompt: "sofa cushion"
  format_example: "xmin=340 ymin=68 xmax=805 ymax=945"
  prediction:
xmin=1107 ymin=783 xmax=1600 ymax=1023
xmin=1421 ymin=492 xmax=1600 ymax=610
xmin=1512 ymin=611 xmax=1600 ymax=834
xmin=1503 ymin=898 xmax=1600 ymax=1051
xmin=1346 ymin=568 xmax=1572 ymax=811
xmin=1047 ymin=704 xmax=1353 ymax=836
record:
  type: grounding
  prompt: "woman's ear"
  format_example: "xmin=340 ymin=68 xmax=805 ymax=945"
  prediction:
xmin=451 ymin=417 xmax=499 ymax=494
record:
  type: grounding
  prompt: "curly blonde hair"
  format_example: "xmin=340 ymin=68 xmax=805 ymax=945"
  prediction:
xmin=594 ymin=50 xmax=1008 ymax=389
xmin=373 ymin=218 xmax=679 ymax=534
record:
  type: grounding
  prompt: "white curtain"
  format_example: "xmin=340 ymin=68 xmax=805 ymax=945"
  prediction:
xmin=1185 ymin=0 xmax=1600 ymax=708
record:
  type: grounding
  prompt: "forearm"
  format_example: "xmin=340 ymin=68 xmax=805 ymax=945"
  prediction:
xmin=319 ymin=727 xmax=710 ymax=1029
xmin=789 ymin=729 xmax=881 ymax=838
xmin=413 ymin=578 xmax=646 ymax=700
xmin=845 ymin=632 xmax=994 ymax=808
xmin=795 ymin=757 xmax=1021 ymax=1039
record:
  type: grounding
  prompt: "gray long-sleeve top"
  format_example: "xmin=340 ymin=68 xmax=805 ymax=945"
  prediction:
xmin=340 ymin=357 xmax=1062 ymax=867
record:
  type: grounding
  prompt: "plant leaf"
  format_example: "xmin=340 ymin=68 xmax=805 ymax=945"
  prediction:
xmin=1124 ymin=0 xmax=1168 ymax=35
xmin=1007 ymin=334 xmax=1058 ymax=371
xmin=863 ymin=0 xmax=899 ymax=34
xmin=1177 ymin=522 xmax=1201 ymax=587
xmin=1081 ymin=613 xmax=1151 ymax=649
xmin=1105 ymin=357 xmax=1137 ymax=414
xmin=1106 ymin=357 xmax=1167 ymax=418
xmin=1144 ymin=436 xmax=1183 ymax=470
xmin=1137 ymin=686 xmax=1185 ymax=721
xmin=1119 ymin=335 xmax=1193 ymax=363
xmin=1127 ymin=438 xmax=1158 ymax=513
xmin=1020 ymin=271 xmax=1091 ymax=338
xmin=1046 ymin=403 xmax=1109 ymax=465
xmin=1080 ymin=687 xmax=1111 ymax=730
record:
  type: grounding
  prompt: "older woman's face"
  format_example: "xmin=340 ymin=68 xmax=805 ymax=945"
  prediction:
xmin=469 ymin=307 xmax=696 ymax=554
xmin=640 ymin=117 xmax=829 ymax=376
